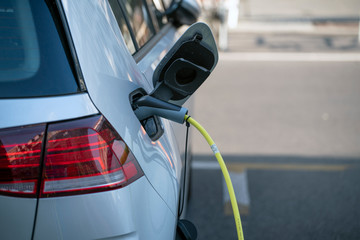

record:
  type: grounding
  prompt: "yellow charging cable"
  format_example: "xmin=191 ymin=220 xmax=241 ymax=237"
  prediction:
xmin=184 ymin=115 xmax=244 ymax=240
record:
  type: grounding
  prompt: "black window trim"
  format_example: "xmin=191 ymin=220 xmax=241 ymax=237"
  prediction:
xmin=116 ymin=0 xmax=140 ymax=51
xmin=133 ymin=23 xmax=172 ymax=63
xmin=116 ymin=0 xmax=157 ymax=52
xmin=52 ymin=0 xmax=87 ymax=92
xmin=142 ymin=0 xmax=157 ymax=34
xmin=111 ymin=0 xmax=171 ymax=57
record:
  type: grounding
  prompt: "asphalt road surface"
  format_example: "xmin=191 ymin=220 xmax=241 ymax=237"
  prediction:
xmin=185 ymin=22 xmax=360 ymax=240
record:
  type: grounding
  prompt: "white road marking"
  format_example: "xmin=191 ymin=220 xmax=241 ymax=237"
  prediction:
xmin=192 ymin=160 xmax=220 ymax=170
xmin=223 ymin=170 xmax=251 ymax=209
xmin=192 ymin=160 xmax=349 ymax=171
xmin=192 ymin=160 xmax=348 ymax=216
xmin=220 ymin=52 xmax=360 ymax=62
xmin=230 ymin=22 xmax=357 ymax=35
xmin=232 ymin=22 xmax=315 ymax=33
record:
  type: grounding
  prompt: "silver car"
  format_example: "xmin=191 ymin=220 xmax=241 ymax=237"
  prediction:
xmin=0 ymin=0 xmax=219 ymax=239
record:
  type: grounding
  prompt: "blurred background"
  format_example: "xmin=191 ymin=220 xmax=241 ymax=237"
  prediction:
xmin=186 ymin=0 xmax=360 ymax=239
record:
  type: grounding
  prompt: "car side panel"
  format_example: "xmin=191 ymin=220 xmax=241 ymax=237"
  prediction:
xmin=0 ymin=95 xmax=98 ymax=240
xmin=0 ymin=196 xmax=37 ymax=240
xmin=0 ymin=93 xmax=98 ymax=129
xmin=61 ymin=0 xmax=182 ymax=215
xmin=136 ymin=25 xmax=191 ymax=184
xmin=34 ymin=177 xmax=176 ymax=240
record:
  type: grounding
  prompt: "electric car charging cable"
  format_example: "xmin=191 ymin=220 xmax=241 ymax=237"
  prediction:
xmin=184 ymin=115 xmax=245 ymax=240
xmin=132 ymin=95 xmax=244 ymax=239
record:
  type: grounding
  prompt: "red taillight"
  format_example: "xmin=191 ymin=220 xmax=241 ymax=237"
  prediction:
xmin=0 ymin=125 xmax=45 ymax=197
xmin=0 ymin=115 xmax=143 ymax=198
xmin=41 ymin=116 xmax=143 ymax=197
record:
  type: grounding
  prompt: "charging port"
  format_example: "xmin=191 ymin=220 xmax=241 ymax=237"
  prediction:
xmin=129 ymin=88 xmax=164 ymax=141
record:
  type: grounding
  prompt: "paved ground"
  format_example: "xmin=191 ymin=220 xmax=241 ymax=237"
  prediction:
xmin=238 ymin=0 xmax=360 ymax=19
xmin=227 ymin=24 xmax=360 ymax=53
xmin=190 ymin=60 xmax=360 ymax=156
xmin=186 ymin=6 xmax=360 ymax=239
xmin=188 ymin=155 xmax=360 ymax=240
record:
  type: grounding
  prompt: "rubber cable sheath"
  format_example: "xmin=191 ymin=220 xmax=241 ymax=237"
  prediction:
xmin=185 ymin=115 xmax=244 ymax=240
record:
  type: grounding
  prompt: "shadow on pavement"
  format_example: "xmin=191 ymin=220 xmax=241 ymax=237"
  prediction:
xmin=187 ymin=154 xmax=360 ymax=240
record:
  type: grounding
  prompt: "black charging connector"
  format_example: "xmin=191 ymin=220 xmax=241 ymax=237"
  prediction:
xmin=133 ymin=95 xmax=188 ymax=124
xmin=130 ymin=89 xmax=188 ymax=141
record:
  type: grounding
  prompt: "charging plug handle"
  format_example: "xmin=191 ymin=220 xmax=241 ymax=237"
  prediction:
xmin=133 ymin=95 xmax=188 ymax=124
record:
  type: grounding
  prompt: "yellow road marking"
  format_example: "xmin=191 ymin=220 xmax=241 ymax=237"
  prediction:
xmin=223 ymin=162 xmax=349 ymax=216
xmin=227 ymin=163 xmax=349 ymax=172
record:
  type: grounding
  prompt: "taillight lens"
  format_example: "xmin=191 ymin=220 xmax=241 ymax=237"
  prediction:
xmin=0 ymin=115 xmax=143 ymax=198
xmin=41 ymin=115 xmax=143 ymax=197
xmin=0 ymin=125 xmax=45 ymax=197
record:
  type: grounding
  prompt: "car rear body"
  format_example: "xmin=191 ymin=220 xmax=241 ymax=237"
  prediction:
xmin=0 ymin=0 xmax=189 ymax=239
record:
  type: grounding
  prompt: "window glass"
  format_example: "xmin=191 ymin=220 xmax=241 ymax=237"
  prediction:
xmin=161 ymin=0 xmax=172 ymax=8
xmin=108 ymin=0 xmax=136 ymax=54
xmin=147 ymin=0 xmax=167 ymax=28
xmin=121 ymin=0 xmax=154 ymax=49
xmin=0 ymin=0 xmax=78 ymax=98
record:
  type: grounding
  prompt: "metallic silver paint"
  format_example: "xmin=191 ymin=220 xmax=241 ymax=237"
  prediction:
xmin=0 ymin=93 xmax=98 ymax=129
xmin=34 ymin=178 xmax=176 ymax=239
xmin=0 ymin=196 xmax=37 ymax=240
xmin=31 ymin=0 xmax=188 ymax=238
xmin=0 ymin=0 xmax=192 ymax=238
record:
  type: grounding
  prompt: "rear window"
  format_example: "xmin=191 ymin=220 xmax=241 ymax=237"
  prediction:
xmin=0 ymin=0 xmax=78 ymax=98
